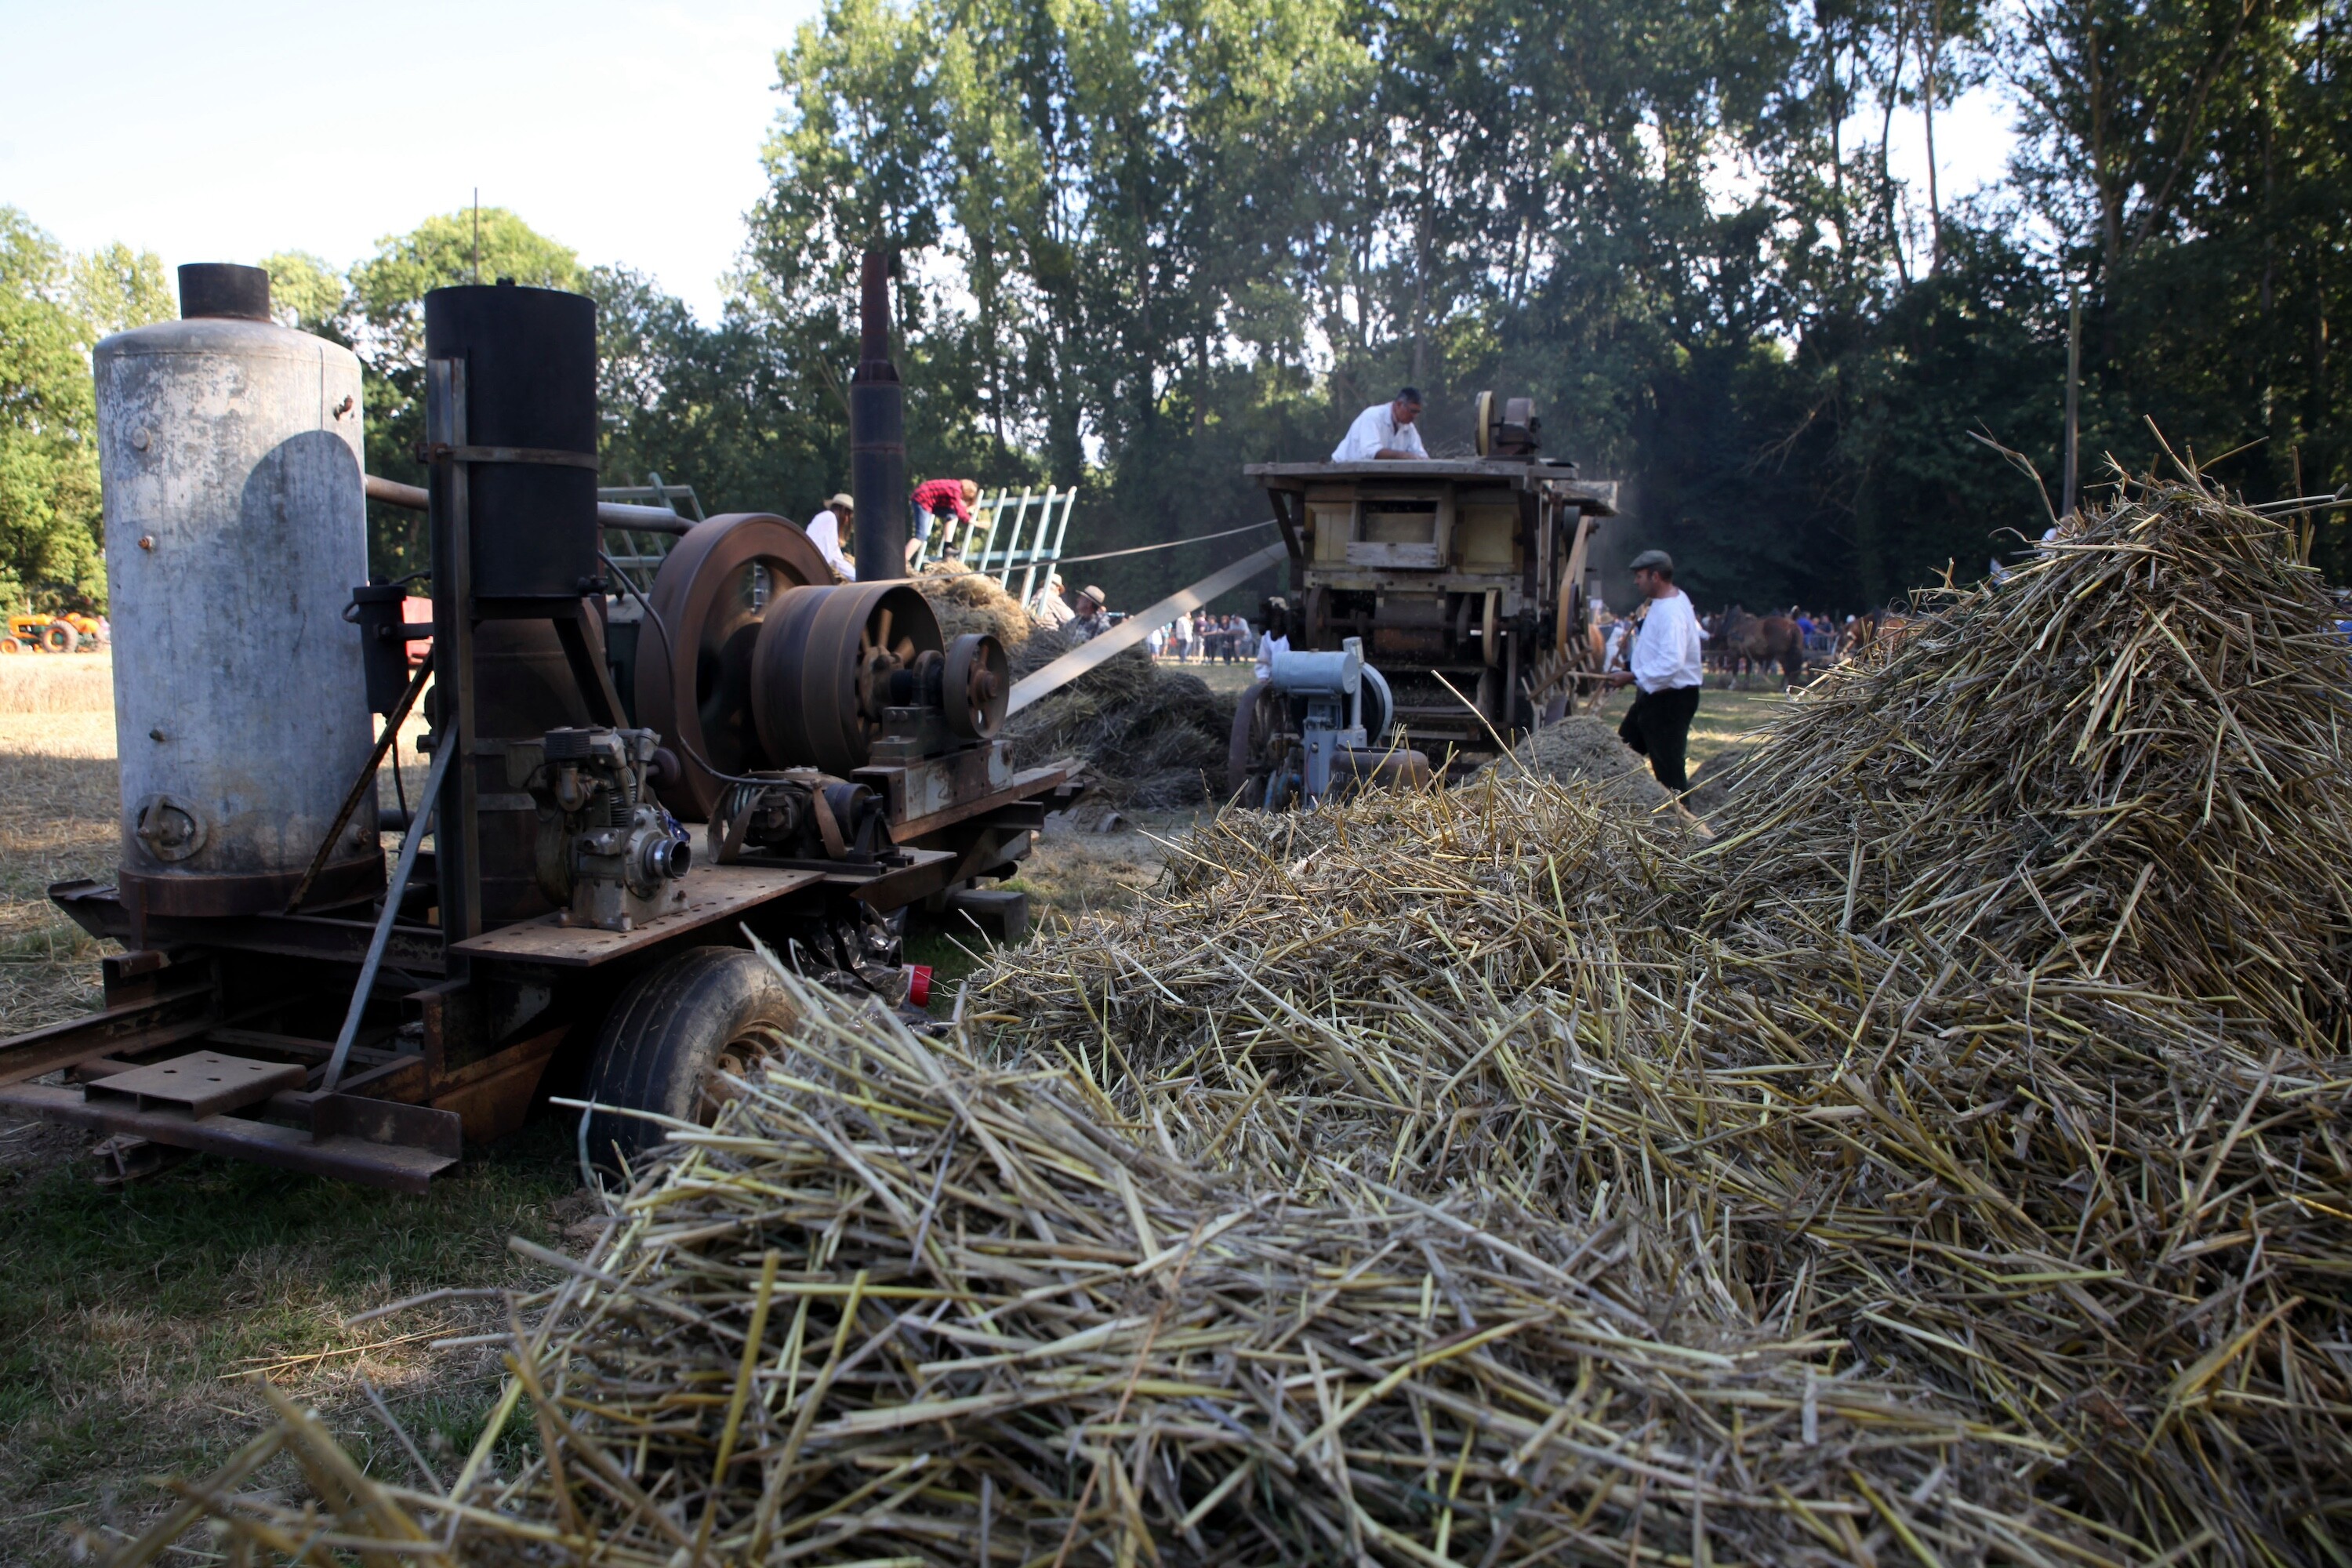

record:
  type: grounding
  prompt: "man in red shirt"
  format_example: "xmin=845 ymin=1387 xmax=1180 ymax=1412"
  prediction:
xmin=909 ymin=477 xmax=979 ymax=564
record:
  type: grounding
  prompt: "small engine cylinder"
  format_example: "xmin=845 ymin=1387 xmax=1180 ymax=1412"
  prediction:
xmin=521 ymin=726 xmax=692 ymax=932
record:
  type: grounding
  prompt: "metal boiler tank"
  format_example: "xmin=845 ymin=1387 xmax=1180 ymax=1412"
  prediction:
xmin=93 ymin=263 xmax=381 ymax=916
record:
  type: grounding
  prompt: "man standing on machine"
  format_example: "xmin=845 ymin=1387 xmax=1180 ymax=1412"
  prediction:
xmin=1604 ymin=550 xmax=1704 ymax=793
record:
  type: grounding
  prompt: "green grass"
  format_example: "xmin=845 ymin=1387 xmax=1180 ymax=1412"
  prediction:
xmin=0 ymin=1120 xmax=579 ymax=1563
xmin=1584 ymin=684 xmax=1792 ymax=769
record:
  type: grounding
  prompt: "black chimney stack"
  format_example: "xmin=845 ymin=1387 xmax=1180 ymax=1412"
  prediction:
xmin=179 ymin=263 xmax=272 ymax=322
xmin=849 ymin=252 xmax=906 ymax=580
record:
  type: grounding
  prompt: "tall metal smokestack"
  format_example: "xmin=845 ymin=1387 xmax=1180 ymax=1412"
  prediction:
xmin=850 ymin=252 xmax=906 ymax=580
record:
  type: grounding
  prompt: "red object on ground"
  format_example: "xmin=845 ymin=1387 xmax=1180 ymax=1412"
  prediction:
xmin=904 ymin=965 xmax=934 ymax=1007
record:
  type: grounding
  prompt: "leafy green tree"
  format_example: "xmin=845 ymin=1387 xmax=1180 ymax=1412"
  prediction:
xmin=2002 ymin=0 xmax=2352 ymax=552
xmin=0 ymin=210 xmax=169 ymax=612
xmin=69 ymin=242 xmax=175 ymax=340
xmin=260 ymin=251 xmax=347 ymax=339
xmin=590 ymin=266 xmax=844 ymax=521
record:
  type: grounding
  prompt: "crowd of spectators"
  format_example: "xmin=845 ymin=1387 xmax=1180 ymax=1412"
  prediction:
xmin=1142 ymin=611 xmax=1253 ymax=662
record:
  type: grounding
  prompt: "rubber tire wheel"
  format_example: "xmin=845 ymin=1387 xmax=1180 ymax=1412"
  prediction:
xmin=581 ymin=946 xmax=797 ymax=1174
xmin=0 ymin=637 xmax=20 ymax=655
xmin=42 ymin=621 xmax=78 ymax=654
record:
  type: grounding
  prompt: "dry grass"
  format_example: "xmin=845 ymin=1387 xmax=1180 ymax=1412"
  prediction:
xmin=0 ymin=711 xmax=119 ymax=1033
xmin=1479 ymin=712 xmax=1675 ymax=812
xmin=82 ymin=482 xmax=2352 ymax=1564
xmin=0 ymin=652 xmax=114 ymax=716
xmin=913 ymin=564 xmax=1037 ymax=649
xmin=0 ymin=673 xmax=430 ymax=1035
xmin=1009 ymin=637 xmax=1236 ymax=811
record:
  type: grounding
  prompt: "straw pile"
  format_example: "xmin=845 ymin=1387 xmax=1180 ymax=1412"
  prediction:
xmin=98 ymin=482 xmax=2352 ymax=1565
xmin=915 ymin=564 xmax=1036 ymax=650
xmin=1007 ymin=633 xmax=1234 ymax=809
xmin=1702 ymin=484 xmax=2352 ymax=1036
xmin=1477 ymin=713 xmax=1671 ymax=813
xmin=123 ymin=975 xmax=2016 ymax=1568
xmin=980 ymin=480 xmax=2352 ymax=1560
xmin=1682 ymin=738 xmax=1764 ymax=818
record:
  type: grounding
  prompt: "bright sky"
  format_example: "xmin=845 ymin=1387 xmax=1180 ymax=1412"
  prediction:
xmin=1 ymin=1 xmax=2020 ymax=327
xmin=1876 ymin=84 xmax=2019 ymax=223
xmin=0 ymin=0 xmax=818 ymax=323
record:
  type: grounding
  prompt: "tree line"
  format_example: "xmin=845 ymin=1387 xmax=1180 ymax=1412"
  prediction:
xmin=3 ymin=0 xmax=2344 ymax=613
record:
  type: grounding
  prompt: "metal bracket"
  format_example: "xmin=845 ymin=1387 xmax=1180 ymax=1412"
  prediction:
xmin=416 ymin=442 xmax=598 ymax=470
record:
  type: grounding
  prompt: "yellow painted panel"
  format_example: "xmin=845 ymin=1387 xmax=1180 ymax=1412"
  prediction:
xmin=1309 ymin=503 xmax=1352 ymax=562
xmin=1457 ymin=505 xmax=1517 ymax=567
xmin=1366 ymin=506 xmax=1436 ymax=544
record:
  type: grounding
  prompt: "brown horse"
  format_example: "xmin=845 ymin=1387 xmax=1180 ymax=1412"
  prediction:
xmin=1842 ymin=611 xmax=1915 ymax=663
xmin=1719 ymin=608 xmax=1806 ymax=685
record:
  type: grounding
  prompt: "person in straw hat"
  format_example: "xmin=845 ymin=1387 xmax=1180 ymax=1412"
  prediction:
xmin=1069 ymin=584 xmax=1111 ymax=641
xmin=1604 ymin=549 xmax=1704 ymax=793
xmin=1033 ymin=572 xmax=1076 ymax=630
xmin=805 ymin=492 xmax=856 ymax=581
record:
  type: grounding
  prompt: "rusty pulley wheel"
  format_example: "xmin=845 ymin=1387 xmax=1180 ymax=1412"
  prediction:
xmin=635 ymin=514 xmax=830 ymax=819
xmin=942 ymin=633 xmax=1009 ymax=741
xmin=750 ymin=583 xmax=943 ymax=775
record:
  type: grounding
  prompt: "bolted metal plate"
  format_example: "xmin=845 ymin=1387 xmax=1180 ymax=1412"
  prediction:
xmin=85 ymin=1051 xmax=305 ymax=1120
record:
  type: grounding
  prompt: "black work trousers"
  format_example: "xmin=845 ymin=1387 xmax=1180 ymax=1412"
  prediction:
xmin=1618 ymin=683 xmax=1700 ymax=793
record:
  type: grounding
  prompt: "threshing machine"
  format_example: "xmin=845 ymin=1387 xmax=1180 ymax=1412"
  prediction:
xmin=1243 ymin=394 xmax=1617 ymax=770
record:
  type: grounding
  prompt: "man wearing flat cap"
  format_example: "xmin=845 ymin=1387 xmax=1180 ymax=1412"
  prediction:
xmin=1605 ymin=549 xmax=1705 ymax=793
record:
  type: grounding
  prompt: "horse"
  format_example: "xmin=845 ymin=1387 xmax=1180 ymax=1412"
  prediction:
xmin=1718 ymin=608 xmax=1806 ymax=686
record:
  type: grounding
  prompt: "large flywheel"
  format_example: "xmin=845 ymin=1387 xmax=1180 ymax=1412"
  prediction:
xmin=636 ymin=514 xmax=832 ymax=819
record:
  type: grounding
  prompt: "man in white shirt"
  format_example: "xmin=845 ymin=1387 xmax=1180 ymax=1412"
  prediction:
xmin=804 ymin=493 xmax=856 ymax=580
xmin=1604 ymin=549 xmax=1704 ymax=793
xmin=1331 ymin=387 xmax=1428 ymax=462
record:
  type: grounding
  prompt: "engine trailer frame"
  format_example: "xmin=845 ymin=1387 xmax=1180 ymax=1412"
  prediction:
xmin=0 ymin=774 xmax=1066 ymax=1195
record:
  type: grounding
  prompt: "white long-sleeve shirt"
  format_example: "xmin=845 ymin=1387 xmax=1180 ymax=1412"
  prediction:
xmin=1331 ymin=404 xmax=1428 ymax=462
xmin=805 ymin=509 xmax=855 ymax=579
xmin=1254 ymin=630 xmax=1289 ymax=682
xmin=1629 ymin=590 xmax=1704 ymax=693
